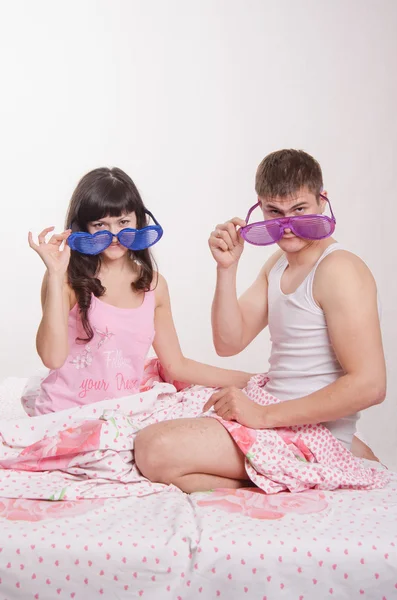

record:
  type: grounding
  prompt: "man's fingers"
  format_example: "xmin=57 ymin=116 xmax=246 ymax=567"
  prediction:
xmin=215 ymin=229 xmax=234 ymax=251
xmin=212 ymin=396 xmax=235 ymax=420
xmin=237 ymin=228 xmax=246 ymax=246
xmin=213 ymin=396 xmax=230 ymax=413
xmin=225 ymin=222 xmax=239 ymax=244
xmin=203 ymin=397 xmax=215 ymax=412
xmin=215 ymin=406 xmax=229 ymax=419
xmin=210 ymin=219 xmax=246 ymax=251
xmin=210 ymin=235 xmax=229 ymax=252
xmin=204 ymin=391 xmax=234 ymax=414
xmin=218 ymin=239 xmax=229 ymax=252
xmin=212 ymin=388 xmax=228 ymax=402
xmin=230 ymin=217 xmax=246 ymax=228
xmin=210 ymin=230 xmax=223 ymax=243
xmin=203 ymin=389 xmax=227 ymax=412
xmin=219 ymin=409 xmax=234 ymax=421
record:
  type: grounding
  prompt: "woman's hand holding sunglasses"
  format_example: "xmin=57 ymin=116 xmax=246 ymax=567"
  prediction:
xmin=208 ymin=217 xmax=246 ymax=269
xmin=28 ymin=227 xmax=72 ymax=276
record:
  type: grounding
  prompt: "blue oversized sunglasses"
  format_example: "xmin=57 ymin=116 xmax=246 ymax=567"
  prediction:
xmin=67 ymin=210 xmax=163 ymax=255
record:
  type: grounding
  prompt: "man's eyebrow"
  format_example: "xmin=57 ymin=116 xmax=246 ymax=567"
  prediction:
xmin=265 ymin=202 xmax=308 ymax=210
xmin=290 ymin=202 xmax=308 ymax=210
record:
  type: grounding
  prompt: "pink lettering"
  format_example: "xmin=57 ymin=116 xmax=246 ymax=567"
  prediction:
xmin=116 ymin=373 xmax=139 ymax=392
xmin=79 ymin=378 xmax=110 ymax=399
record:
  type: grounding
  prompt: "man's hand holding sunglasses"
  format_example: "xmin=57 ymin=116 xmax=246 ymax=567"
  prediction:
xmin=208 ymin=217 xmax=246 ymax=269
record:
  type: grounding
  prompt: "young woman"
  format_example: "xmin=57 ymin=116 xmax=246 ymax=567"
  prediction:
xmin=26 ymin=167 xmax=251 ymax=415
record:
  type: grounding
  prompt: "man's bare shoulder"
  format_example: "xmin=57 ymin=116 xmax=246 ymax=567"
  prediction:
xmin=314 ymin=249 xmax=377 ymax=306
xmin=261 ymin=249 xmax=284 ymax=279
xmin=317 ymin=249 xmax=375 ymax=281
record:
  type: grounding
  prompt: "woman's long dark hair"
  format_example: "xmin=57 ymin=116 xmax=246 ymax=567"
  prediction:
xmin=65 ymin=167 xmax=156 ymax=343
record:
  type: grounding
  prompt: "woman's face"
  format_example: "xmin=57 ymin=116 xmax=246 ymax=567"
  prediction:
xmin=87 ymin=211 xmax=137 ymax=260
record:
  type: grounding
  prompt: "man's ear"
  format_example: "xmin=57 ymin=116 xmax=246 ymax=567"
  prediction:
xmin=320 ymin=190 xmax=328 ymax=213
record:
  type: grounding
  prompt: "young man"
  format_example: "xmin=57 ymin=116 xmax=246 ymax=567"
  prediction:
xmin=134 ymin=150 xmax=385 ymax=492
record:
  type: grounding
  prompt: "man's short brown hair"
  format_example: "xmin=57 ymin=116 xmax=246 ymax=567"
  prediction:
xmin=255 ymin=149 xmax=323 ymax=199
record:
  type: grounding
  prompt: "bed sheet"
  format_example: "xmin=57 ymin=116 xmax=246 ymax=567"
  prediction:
xmin=0 ymin=376 xmax=396 ymax=599
xmin=0 ymin=478 xmax=396 ymax=600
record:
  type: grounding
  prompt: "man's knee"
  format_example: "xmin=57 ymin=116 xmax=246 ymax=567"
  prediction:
xmin=134 ymin=426 xmax=175 ymax=484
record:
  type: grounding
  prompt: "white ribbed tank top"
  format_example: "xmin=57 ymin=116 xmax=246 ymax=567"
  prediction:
xmin=265 ymin=243 xmax=358 ymax=449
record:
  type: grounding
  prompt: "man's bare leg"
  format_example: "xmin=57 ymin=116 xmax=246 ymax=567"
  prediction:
xmin=165 ymin=473 xmax=252 ymax=494
xmin=134 ymin=417 xmax=250 ymax=493
xmin=351 ymin=435 xmax=379 ymax=461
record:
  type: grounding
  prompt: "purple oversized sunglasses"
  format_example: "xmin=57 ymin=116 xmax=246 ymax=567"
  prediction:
xmin=239 ymin=194 xmax=336 ymax=246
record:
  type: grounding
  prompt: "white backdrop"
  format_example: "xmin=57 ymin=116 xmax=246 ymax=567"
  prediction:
xmin=0 ymin=0 xmax=396 ymax=468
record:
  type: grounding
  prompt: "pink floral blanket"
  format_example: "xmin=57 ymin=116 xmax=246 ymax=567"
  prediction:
xmin=0 ymin=362 xmax=389 ymax=500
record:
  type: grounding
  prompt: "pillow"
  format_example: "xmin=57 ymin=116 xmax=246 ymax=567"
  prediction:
xmin=0 ymin=377 xmax=29 ymax=420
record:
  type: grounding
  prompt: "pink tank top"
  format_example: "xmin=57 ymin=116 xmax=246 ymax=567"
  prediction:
xmin=29 ymin=292 xmax=155 ymax=415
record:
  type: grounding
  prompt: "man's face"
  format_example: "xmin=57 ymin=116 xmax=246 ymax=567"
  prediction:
xmin=259 ymin=188 xmax=325 ymax=253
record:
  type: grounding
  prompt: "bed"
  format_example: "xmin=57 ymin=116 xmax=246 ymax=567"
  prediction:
xmin=0 ymin=376 xmax=396 ymax=600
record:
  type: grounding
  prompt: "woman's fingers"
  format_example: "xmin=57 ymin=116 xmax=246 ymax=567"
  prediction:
xmin=28 ymin=231 xmax=40 ymax=251
xmin=30 ymin=228 xmax=70 ymax=248
xmin=37 ymin=226 xmax=55 ymax=244
xmin=48 ymin=230 xmax=72 ymax=246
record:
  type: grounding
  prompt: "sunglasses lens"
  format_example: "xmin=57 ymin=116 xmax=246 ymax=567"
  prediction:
xmin=292 ymin=216 xmax=334 ymax=240
xmin=69 ymin=231 xmax=112 ymax=255
xmin=118 ymin=229 xmax=136 ymax=249
xmin=241 ymin=221 xmax=281 ymax=246
xmin=118 ymin=226 xmax=163 ymax=251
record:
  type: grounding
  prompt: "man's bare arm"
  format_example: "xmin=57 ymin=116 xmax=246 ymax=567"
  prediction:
xmin=212 ymin=250 xmax=282 ymax=356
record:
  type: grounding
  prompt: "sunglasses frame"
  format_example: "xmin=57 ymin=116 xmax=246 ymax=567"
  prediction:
xmin=240 ymin=194 xmax=336 ymax=246
xmin=67 ymin=210 xmax=163 ymax=255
